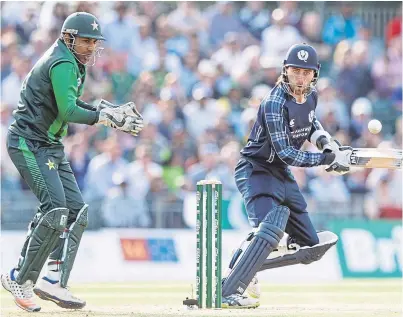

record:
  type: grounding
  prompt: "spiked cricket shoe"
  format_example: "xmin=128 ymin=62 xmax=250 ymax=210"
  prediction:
xmin=222 ymin=293 xmax=260 ymax=309
xmin=1 ymin=269 xmax=41 ymax=312
xmin=34 ymin=277 xmax=86 ymax=309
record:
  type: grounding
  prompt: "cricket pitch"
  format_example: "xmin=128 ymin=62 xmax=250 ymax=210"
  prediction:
xmin=1 ymin=279 xmax=401 ymax=317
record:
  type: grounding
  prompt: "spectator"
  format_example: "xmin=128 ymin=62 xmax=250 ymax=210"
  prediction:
xmin=261 ymin=8 xmax=302 ymax=60
xmin=162 ymin=152 xmax=185 ymax=192
xmin=126 ymin=143 xmax=163 ymax=224
xmin=309 ymin=169 xmax=351 ymax=215
xmin=127 ymin=16 xmax=159 ymax=77
xmin=365 ymin=165 xmax=402 ymax=219
xmin=208 ymin=1 xmax=248 ymax=50
xmin=183 ymin=86 xmax=219 ymax=140
xmin=23 ymin=29 xmax=51 ymax=64
xmin=67 ymin=138 xmax=91 ymax=191
xmin=322 ymin=3 xmax=361 ymax=46
xmin=279 ymin=1 xmax=303 ymax=30
xmin=102 ymin=2 xmax=140 ymax=53
xmin=1 ymin=55 xmax=32 ymax=107
xmin=138 ymin=123 xmax=171 ymax=165
xmin=166 ymin=2 xmax=208 ymax=37
xmin=211 ymin=32 xmax=244 ymax=78
xmin=257 ymin=55 xmax=282 ymax=87
xmin=179 ymin=51 xmax=200 ymax=97
xmin=238 ymin=2 xmax=270 ymax=41
xmin=352 ymin=22 xmax=385 ymax=65
xmin=84 ymin=136 xmax=128 ymax=202
xmin=102 ymin=171 xmax=151 ymax=227
xmin=217 ymin=140 xmax=241 ymax=194
xmin=316 ymin=77 xmax=350 ymax=129
xmin=300 ymin=11 xmax=332 ymax=74
xmin=372 ymin=35 xmax=402 ymax=99
xmin=109 ymin=53 xmax=135 ymax=104
xmin=1 ymin=2 xmax=401 ymax=230
xmin=37 ymin=2 xmax=69 ymax=31
xmin=385 ymin=4 xmax=402 ymax=46
xmin=170 ymin=123 xmax=198 ymax=169
xmin=349 ymin=97 xmax=373 ymax=142
xmin=185 ymin=143 xmax=224 ymax=188
xmin=15 ymin=3 xmax=39 ymax=44
xmin=333 ymin=40 xmax=374 ymax=108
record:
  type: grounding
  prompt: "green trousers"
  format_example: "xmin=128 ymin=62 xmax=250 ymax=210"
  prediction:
xmin=7 ymin=130 xmax=86 ymax=261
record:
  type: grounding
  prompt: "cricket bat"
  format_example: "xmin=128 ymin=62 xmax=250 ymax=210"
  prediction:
xmin=349 ymin=148 xmax=402 ymax=169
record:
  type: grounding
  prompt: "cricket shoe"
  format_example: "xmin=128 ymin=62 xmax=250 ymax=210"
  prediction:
xmin=1 ymin=269 xmax=41 ymax=312
xmin=245 ymin=276 xmax=261 ymax=299
xmin=222 ymin=293 xmax=260 ymax=309
xmin=33 ymin=277 xmax=86 ymax=309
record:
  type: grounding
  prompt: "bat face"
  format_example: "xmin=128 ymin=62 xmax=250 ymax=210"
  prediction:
xmin=349 ymin=148 xmax=403 ymax=169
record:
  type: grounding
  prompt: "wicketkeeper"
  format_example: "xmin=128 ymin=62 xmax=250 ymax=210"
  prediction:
xmin=1 ymin=12 xmax=144 ymax=312
xmin=221 ymin=43 xmax=351 ymax=308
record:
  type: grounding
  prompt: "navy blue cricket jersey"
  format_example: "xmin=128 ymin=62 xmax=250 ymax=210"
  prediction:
xmin=241 ymin=83 xmax=327 ymax=168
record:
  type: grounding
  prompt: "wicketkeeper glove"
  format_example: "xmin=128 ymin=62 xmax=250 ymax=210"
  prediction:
xmin=97 ymin=100 xmax=144 ymax=136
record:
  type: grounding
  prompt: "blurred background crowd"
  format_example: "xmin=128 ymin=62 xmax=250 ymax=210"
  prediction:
xmin=1 ymin=1 xmax=402 ymax=230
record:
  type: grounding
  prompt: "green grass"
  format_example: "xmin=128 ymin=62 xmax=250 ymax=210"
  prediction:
xmin=1 ymin=279 xmax=401 ymax=317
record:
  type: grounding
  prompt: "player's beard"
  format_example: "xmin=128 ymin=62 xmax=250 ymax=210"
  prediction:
xmin=289 ymin=77 xmax=311 ymax=96
xmin=74 ymin=50 xmax=101 ymax=66
xmin=71 ymin=43 xmax=103 ymax=66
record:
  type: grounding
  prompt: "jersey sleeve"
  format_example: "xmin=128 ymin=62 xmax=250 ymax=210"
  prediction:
xmin=50 ymin=62 xmax=99 ymax=125
xmin=263 ymin=91 xmax=326 ymax=167
xmin=308 ymin=115 xmax=325 ymax=140
xmin=77 ymin=99 xmax=96 ymax=111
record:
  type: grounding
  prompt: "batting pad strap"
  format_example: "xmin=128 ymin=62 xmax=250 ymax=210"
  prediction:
xmin=16 ymin=208 xmax=69 ymax=285
xmin=60 ymin=204 xmax=88 ymax=288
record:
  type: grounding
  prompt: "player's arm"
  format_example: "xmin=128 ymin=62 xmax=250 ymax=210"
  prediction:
xmin=308 ymin=115 xmax=352 ymax=174
xmin=51 ymin=62 xmax=99 ymax=125
xmin=51 ymin=63 xmax=143 ymax=135
xmin=308 ymin=116 xmax=333 ymax=151
xmin=309 ymin=115 xmax=345 ymax=154
xmin=263 ymin=97 xmax=335 ymax=167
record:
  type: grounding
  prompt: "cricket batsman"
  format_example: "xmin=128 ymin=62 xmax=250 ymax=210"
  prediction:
xmin=1 ymin=12 xmax=144 ymax=312
xmin=221 ymin=43 xmax=351 ymax=308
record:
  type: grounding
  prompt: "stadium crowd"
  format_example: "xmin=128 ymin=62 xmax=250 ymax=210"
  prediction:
xmin=1 ymin=1 xmax=402 ymax=229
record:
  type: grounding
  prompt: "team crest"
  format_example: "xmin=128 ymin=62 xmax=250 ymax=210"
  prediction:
xmin=91 ymin=21 xmax=99 ymax=30
xmin=77 ymin=77 xmax=82 ymax=87
xmin=297 ymin=50 xmax=309 ymax=62
xmin=308 ymin=110 xmax=315 ymax=123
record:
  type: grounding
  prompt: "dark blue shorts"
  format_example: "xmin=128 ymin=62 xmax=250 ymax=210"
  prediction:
xmin=234 ymin=158 xmax=319 ymax=247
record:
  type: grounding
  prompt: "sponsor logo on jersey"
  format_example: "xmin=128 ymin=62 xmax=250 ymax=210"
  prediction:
xmin=290 ymin=119 xmax=295 ymax=127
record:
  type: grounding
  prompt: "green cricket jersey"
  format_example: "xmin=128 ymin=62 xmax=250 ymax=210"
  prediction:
xmin=9 ymin=39 xmax=99 ymax=144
